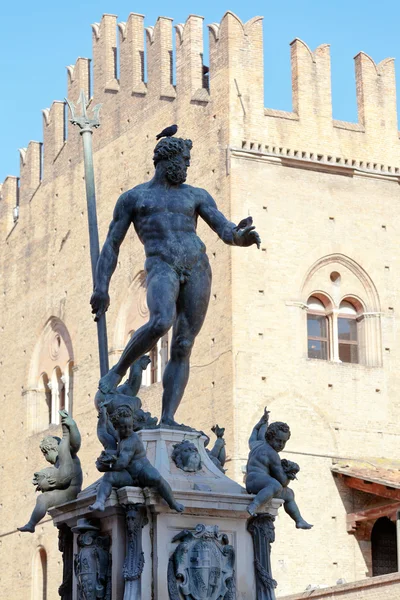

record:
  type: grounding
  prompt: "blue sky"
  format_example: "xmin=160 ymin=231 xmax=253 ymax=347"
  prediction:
xmin=1 ymin=1 xmax=400 ymax=181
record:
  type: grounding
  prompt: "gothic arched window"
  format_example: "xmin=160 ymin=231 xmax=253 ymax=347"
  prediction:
xmin=302 ymin=255 xmax=381 ymax=366
xmin=26 ymin=317 xmax=74 ymax=433
xmin=338 ymin=299 xmax=359 ymax=364
xmin=307 ymin=296 xmax=329 ymax=360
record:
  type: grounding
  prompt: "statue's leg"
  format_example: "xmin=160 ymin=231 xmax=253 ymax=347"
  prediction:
xmin=279 ymin=487 xmax=313 ymax=529
xmin=99 ymin=261 xmax=179 ymax=393
xmin=246 ymin=476 xmax=282 ymax=516
xmin=89 ymin=471 xmax=132 ymax=512
xmin=18 ymin=490 xmax=65 ymax=532
xmin=160 ymin=259 xmax=212 ymax=425
xmin=139 ymin=463 xmax=184 ymax=513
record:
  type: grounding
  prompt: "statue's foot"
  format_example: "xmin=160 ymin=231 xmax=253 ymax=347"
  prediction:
xmin=88 ymin=500 xmax=105 ymax=512
xmin=247 ymin=502 xmax=258 ymax=517
xmin=99 ymin=368 xmax=122 ymax=394
xmin=160 ymin=416 xmax=181 ymax=427
xmin=171 ymin=501 xmax=185 ymax=513
xmin=296 ymin=519 xmax=313 ymax=530
xmin=18 ymin=523 xmax=35 ymax=533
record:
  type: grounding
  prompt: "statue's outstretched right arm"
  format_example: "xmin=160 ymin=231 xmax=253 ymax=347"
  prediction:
xmin=90 ymin=192 xmax=133 ymax=321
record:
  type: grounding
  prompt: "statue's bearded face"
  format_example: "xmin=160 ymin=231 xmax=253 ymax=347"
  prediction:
xmin=165 ymin=148 xmax=191 ymax=185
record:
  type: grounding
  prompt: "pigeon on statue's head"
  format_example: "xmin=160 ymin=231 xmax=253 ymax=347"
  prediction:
xmin=156 ymin=124 xmax=178 ymax=140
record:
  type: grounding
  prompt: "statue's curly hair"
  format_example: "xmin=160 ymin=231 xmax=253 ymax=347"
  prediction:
xmin=265 ymin=421 xmax=291 ymax=442
xmin=153 ymin=137 xmax=193 ymax=166
xmin=40 ymin=436 xmax=61 ymax=452
xmin=110 ymin=406 xmax=133 ymax=427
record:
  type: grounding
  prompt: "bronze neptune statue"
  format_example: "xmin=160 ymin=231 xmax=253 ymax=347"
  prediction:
xmin=90 ymin=136 xmax=260 ymax=426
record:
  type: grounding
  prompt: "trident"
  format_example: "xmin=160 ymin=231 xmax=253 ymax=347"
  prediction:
xmin=65 ymin=90 xmax=109 ymax=377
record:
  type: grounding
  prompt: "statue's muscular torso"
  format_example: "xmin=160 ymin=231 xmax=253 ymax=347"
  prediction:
xmin=124 ymin=182 xmax=208 ymax=271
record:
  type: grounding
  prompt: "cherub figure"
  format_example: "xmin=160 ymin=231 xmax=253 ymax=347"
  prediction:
xmin=89 ymin=405 xmax=184 ymax=513
xmin=95 ymin=356 xmax=157 ymax=435
xmin=246 ymin=409 xmax=312 ymax=529
xmin=18 ymin=410 xmax=82 ymax=533
xmin=206 ymin=424 xmax=226 ymax=472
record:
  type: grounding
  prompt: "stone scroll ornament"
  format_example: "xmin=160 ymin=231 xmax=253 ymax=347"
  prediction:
xmin=18 ymin=410 xmax=83 ymax=533
xmin=73 ymin=518 xmax=111 ymax=600
xmin=123 ymin=504 xmax=149 ymax=598
xmin=167 ymin=524 xmax=236 ymax=600
xmin=247 ymin=515 xmax=277 ymax=600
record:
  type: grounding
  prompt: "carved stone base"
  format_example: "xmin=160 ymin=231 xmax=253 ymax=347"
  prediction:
xmin=50 ymin=428 xmax=283 ymax=600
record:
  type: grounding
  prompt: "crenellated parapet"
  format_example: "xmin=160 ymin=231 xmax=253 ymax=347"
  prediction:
xmin=42 ymin=101 xmax=65 ymax=179
xmin=3 ymin=10 xmax=400 ymax=235
xmin=0 ymin=176 xmax=19 ymax=237
xmin=290 ymin=39 xmax=332 ymax=123
xmin=355 ymin=53 xmax=397 ymax=135
xmin=91 ymin=14 xmax=119 ymax=95
xmin=146 ymin=16 xmax=175 ymax=99
xmin=118 ymin=13 xmax=146 ymax=96
xmin=18 ymin=141 xmax=41 ymax=206
xmin=175 ymin=15 xmax=208 ymax=102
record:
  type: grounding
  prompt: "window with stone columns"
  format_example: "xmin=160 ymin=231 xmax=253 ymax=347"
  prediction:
xmin=307 ymin=295 xmax=362 ymax=363
xmin=302 ymin=254 xmax=382 ymax=367
xmin=25 ymin=318 xmax=74 ymax=432
xmin=113 ymin=272 xmax=170 ymax=388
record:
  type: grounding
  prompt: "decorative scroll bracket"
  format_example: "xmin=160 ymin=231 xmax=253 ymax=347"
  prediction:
xmin=247 ymin=514 xmax=277 ymax=600
xmin=123 ymin=504 xmax=149 ymax=600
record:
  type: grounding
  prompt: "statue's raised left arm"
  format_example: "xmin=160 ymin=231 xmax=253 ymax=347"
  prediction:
xmin=197 ymin=189 xmax=261 ymax=248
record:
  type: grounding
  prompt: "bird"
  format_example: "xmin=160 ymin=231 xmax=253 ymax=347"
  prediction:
xmin=156 ymin=124 xmax=178 ymax=140
xmin=234 ymin=216 xmax=253 ymax=231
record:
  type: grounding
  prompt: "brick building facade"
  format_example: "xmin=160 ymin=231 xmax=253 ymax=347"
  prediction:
xmin=1 ymin=11 xmax=400 ymax=598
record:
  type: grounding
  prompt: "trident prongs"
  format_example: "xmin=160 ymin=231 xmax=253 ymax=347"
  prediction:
xmin=65 ymin=89 xmax=102 ymax=134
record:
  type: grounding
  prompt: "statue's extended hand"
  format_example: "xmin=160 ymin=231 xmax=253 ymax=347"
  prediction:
xmin=90 ymin=288 xmax=110 ymax=322
xmin=233 ymin=225 xmax=261 ymax=249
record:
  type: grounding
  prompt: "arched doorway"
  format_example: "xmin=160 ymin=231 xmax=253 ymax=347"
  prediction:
xmin=371 ymin=517 xmax=398 ymax=576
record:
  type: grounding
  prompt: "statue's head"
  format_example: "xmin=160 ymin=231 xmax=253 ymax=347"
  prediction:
xmin=153 ymin=137 xmax=193 ymax=185
xmin=265 ymin=422 xmax=291 ymax=453
xmin=110 ymin=406 xmax=134 ymax=439
xmin=40 ymin=436 xmax=61 ymax=464
xmin=171 ymin=440 xmax=202 ymax=472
